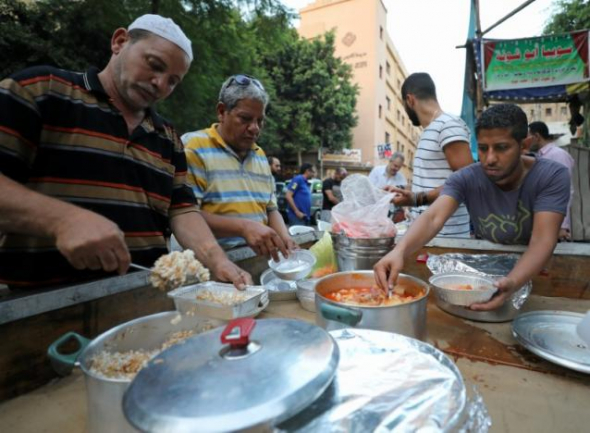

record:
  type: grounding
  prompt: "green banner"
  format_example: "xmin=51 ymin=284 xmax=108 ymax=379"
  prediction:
xmin=482 ymin=31 xmax=589 ymax=91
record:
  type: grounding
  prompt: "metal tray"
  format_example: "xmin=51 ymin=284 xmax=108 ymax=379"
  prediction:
xmin=260 ymin=268 xmax=297 ymax=301
xmin=512 ymin=310 xmax=590 ymax=374
xmin=168 ymin=282 xmax=268 ymax=320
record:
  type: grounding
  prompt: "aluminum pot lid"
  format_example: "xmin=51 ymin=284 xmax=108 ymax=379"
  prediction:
xmin=123 ymin=318 xmax=339 ymax=432
xmin=512 ymin=310 xmax=590 ymax=374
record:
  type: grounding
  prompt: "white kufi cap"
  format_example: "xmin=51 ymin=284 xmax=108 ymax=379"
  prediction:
xmin=128 ymin=14 xmax=193 ymax=61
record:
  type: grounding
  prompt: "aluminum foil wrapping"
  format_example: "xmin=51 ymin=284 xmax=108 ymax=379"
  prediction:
xmin=426 ymin=253 xmax=532 ymax=309
xmin=277 ymin=329 xmax=490 ymax=432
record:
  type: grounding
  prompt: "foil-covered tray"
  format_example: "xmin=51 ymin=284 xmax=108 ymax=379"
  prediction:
xmin=167 ymin=282 xmax=268 ymax=320
xmin=512 ymin=310 xmax=590 ymax=374
xmin=277 ymin=329 xmax=491 ymax=432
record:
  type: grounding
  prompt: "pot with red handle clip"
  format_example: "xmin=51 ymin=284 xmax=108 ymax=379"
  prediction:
xmin=123 ymin=318 xmax=340 ymax=432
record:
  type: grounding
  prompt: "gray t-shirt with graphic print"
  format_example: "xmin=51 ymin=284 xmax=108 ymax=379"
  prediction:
xmin=441 ymin=158 xmax=570 ymax=245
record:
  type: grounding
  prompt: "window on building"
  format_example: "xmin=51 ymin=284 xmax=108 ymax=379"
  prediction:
xmin=380 ymin=26 xmax=383 ymax=40
xmin=530 ymin=110 xmax=534 ymax=119
xmin=545 ymin=108 xmax=552 ymax=116
xmin=397 ymin=79 xmax=401 ymax=89
xmin=378 ymin=105 xmax=382 ymax=118
xmin=379 ymin=65 xmax=383 ymax=79
xmin=385 ymin=132 xmax=390 ymax=143
xmin=397 ymin=109 xmax=401 ymax=121
xmin=397 ymin=141 xmax=400 ymax=151
xmin=402 ymin=116 xmax=405 ymax=126
xmin=386 ymin=96 xmax=391 ymax=110
xmin=401 ymin=144 xmax=405 ymax=154
xmin=386 ymin=61 xmax=391 ymax=75
xmin=561 ymin=106 xmax=567 ymax=116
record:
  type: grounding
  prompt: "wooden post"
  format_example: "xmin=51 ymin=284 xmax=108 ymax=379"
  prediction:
xmin=474 ymin=0 xmax=485 ymax=116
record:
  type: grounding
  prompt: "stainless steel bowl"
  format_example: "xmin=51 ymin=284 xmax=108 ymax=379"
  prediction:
xmin=260 ymin=268 xmax=298 ymax=301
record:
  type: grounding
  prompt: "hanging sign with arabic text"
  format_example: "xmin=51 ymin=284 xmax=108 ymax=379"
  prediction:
xmin=481 ymin=30 xmax=589 ymax=91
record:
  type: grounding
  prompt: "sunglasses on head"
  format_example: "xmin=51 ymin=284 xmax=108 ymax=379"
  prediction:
xmin=228 ymin=74 xmax=265 ymax=91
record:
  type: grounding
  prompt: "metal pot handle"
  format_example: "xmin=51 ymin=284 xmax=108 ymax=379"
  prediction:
xmin=320 ymin=303 xmax=363 ymax=326
xmin=47 ymin=332 xmax=91 ymax=376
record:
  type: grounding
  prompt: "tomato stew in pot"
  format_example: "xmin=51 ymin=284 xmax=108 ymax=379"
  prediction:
xmin=324 ymin=281 xmax=425 ymax=307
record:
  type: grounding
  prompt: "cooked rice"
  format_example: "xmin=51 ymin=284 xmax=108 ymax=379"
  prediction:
xmin=89 ymin=349 xmax=157 ymax=380
xmin=89 ymin=324 xmax=214 ymax=380
xmin=149 ymin=250 xmax=210 ymax=291
xmin=195 ymin=289 xmax=249 ymax=306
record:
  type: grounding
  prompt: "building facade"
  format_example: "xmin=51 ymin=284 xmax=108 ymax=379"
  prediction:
xmin=298 ymin=0 xmax=418 ymax=184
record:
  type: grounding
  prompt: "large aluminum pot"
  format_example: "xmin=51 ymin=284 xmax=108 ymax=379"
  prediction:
xmin=47 ymin=311 xmax=224 ymax=433
xmin=331 ymin=233 xmax=396 ymax=271
xmin=315 ymin=271 xmax=429 ymax=340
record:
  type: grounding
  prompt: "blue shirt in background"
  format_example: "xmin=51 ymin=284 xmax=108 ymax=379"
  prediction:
xmin=287 ymin=175 xmax=311 ymax=219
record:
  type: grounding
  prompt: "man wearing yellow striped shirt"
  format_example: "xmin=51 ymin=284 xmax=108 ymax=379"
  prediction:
xmin=182 ymin=75 xmax=297 ymax=260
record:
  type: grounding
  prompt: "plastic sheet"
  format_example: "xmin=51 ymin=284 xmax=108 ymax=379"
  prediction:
xmin=427 ymin=253 xmax=532 ymax=309
xmin=331 ymin=174 xmax=396 ymax=238
xmin=278 ymin=329 xmax=491 ymax=432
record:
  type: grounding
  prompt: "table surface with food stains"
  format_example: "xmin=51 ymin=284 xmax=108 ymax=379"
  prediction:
xmin=0 ymin=292 xmax=589 ymax=433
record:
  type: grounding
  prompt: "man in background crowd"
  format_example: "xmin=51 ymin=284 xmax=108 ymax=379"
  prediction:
xmin=368 ymin=152 xmax=407 ymax=223
xmin=368 ymin=152 xmax=407 ymax=190
xmin=285 ymin=163 xmax=316 ymax=226
xmin=321 ymin=167 xmax=347 ymax=222
xmin=268 ymin=156 xmax=282 ymax=182
xmin=182 ymin=74 xmax=296 ymax=260
xmin=528 ymin=121 xmax=575 ymax=241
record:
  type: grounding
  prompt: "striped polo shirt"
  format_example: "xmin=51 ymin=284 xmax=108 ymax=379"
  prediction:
xmin=182 ymin=125 xmax=277 ymax=249
xmin=0 ymin=66 xmax=197 ymax=288
xmin=411 ymin=112 xmax=471 ymax=237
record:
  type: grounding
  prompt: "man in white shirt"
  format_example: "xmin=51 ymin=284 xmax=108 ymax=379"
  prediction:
xmin=368 ymin=152 xmax=407 ymax=189
xmin=368 ymin=152 xmax=407 ymax=222
xmin=390 ymin=72 xmax=474 ymax=237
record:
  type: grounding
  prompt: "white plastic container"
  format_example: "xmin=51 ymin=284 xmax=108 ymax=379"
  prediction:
xmin=296 ymin=279 xmax=318 ymax=312
xmin=168 ymin=282 xmax=268 ymax=320
xmin=268 ymin=250 xmax=316 ymax=281
xmin=429 ymin=273 xmax=497 ymax=307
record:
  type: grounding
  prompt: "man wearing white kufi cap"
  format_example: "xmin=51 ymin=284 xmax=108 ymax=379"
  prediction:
xmin=0 ymin=15 xmax=253 ymax=290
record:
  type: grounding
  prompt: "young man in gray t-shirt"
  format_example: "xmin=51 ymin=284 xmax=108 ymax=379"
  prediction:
xmin=374 ymin=104 xmax=570 ymax=312
xmin=442 ymin=158 xmax=569 ymax=245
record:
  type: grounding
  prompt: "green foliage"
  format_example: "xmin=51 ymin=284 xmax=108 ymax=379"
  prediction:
xmin=259 ymin=31 xmax=358 ymax=155
xmin=0 ymin=0 xmax=358 ymax=156
xmin=543 ymin=0 xmax=590 ymax=34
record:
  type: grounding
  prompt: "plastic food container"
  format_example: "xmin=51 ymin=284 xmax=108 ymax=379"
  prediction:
xmin=429 ymin=273 xmax=497 ymax=307
xmin=168 ymin=282 xmax=268 ymax=320
xmin=296 ymin=278 xmax=318 ymax=312
xmin=268 ymin=250 xmax=316 ymax=281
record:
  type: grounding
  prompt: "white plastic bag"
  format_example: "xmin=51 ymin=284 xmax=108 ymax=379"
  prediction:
xmin=331 ymin=174 xmax=397 ymax=238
